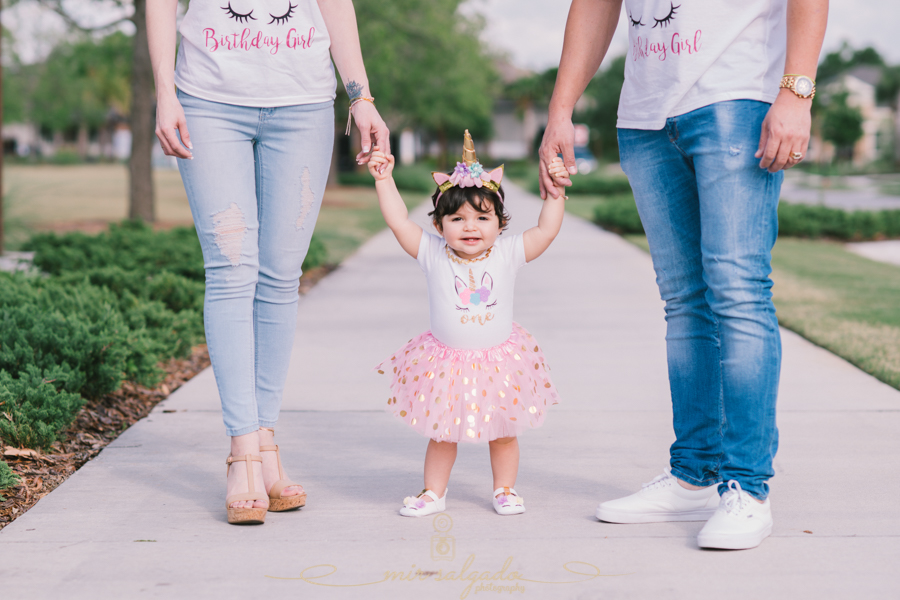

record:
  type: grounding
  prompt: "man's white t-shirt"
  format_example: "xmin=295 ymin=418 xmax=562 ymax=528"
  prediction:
xmin=617 ymin=0 xmax=787 ymax=130
xmin=174 ymin=0 xmax=336 ymax=107
xmin=417 ymin=232 xmax=527 ymax=351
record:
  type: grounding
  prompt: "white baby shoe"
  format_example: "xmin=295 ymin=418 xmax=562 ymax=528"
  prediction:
xmin=493 ymin=487 xmax=526 ymax=516
xmin=399 ymin=488 xmax=447 ymax=517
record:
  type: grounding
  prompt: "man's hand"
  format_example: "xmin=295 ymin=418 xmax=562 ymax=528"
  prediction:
xmin=538 ymin=116 xmax=579 ymax=199
xmin=755 ymin=89 xmax=813 ymax=172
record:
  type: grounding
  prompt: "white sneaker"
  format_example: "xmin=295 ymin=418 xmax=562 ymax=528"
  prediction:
xmin=399 ymin=488 xmax=447 ymax=517
xmin=596 ymin=470 xmax=720 ymax=523
xmin=697 ymin=480 xmax=773 ymax=550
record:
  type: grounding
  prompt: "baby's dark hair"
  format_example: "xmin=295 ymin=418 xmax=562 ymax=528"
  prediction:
xmin=428 ymin=184 xmax=510 ymax=231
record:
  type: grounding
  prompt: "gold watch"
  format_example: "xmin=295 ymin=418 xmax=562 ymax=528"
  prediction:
xmin=780 ymin=74 xmax=816 ymax=99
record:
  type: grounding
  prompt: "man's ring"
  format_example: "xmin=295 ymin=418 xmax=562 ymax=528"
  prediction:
xmin=790 ymin=152 xmax=804 ymax=161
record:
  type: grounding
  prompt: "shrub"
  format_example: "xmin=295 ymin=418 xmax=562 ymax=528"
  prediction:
xmin=592 ymin=196 xmax=645 ymax=234
xmin=528 ymin=172 xmax=633 ymax=196
xmin=0 ymin=461 xmax=20 ymax=499
xmin=304 ymin=235 xmax=328 ymax=271
xmin=0 ymin=366 xmax=85 ymax=450
xmin=777 ymin=203 xmax=900 ymax=240
xmin=590 ymin=195 xmax=900 ymax=241
xmin=338 ymin=164 xmax=436 ymax=193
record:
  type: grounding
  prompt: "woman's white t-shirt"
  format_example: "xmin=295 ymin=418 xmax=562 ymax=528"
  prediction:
xmin=417 ymin=233 xmax=527 ymax=351
xmin=174 ymin=0 xmax=336 ymax=107
xmin=617 ymin=0 xmax=787 ymax=130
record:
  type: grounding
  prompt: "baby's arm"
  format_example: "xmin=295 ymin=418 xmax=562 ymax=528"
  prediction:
xmin=368 ymin=149 xmax=423 ymax=258
xmin=523 ymin=157 xmax=568 ymax=262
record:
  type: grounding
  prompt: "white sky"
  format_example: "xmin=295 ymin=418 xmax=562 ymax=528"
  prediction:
xmin=3 ymin=0 xmax=900 ymax=70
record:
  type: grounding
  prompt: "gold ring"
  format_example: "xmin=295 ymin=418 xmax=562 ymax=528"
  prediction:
xmin=790 ymin=152 xmax=804 ymax=161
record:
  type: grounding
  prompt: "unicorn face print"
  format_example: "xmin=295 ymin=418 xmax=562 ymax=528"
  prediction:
xmin=455 ymin=270 xmax=496 ymax=313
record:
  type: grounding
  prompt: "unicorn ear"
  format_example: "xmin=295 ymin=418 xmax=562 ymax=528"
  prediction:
xmin=488 ymin=166 xmax=504 ymax=185
xmin=454 ymin=276 xmax=467 ymax=295
xmin=481 ymin=271 xmax=493 ymax=291
xmin=433 ymin=172 xmax=451 ymax=186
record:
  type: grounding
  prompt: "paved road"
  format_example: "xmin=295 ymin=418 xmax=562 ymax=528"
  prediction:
xmin=1 ymin=183 xmax=897 ymax=599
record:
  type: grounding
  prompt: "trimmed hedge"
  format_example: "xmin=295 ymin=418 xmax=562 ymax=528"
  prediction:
xmin=1 ymin=220 xmax=326 ymax=452
xmin=592 ymin=195 xmax=900 ymax=241
xmin=528 ymin=172 xmax=633 ymax=196
xmin=338 ymin=164 xmax=436 ymax=193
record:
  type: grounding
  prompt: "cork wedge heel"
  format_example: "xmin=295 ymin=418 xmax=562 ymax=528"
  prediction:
xmin=260 ymin=443 xmax=307 ymax=512
xmin=226 ymin=454 xmax=268 ymax=524
xmin=259 ymin=429 xmax=306 ymax=512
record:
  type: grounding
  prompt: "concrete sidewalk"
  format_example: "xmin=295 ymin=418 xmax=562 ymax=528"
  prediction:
xmin=1 ymin=183 xmax=897 ymax=599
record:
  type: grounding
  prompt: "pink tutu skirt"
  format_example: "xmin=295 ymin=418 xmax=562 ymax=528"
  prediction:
xmin=376 ymin=323 xmax=559 ymax=443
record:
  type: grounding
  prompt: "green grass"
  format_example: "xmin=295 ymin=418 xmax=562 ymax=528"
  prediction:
xmin=314 ymin=186 xmax=426 ymax=264
xmin=2 ymin=164 xmax=428 ymax=264
xmin=620 ymin=233 xmax=900 ymax=390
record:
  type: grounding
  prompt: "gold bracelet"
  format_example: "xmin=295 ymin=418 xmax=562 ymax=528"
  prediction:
xmin=346 ymin=97 xmax=376 ymax=135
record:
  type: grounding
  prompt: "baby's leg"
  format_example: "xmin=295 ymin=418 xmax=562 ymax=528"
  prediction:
xmin=489 ymin=437 xmax=519 ymax=495
xmin=422 ymin=440 xmax=457 ymax=501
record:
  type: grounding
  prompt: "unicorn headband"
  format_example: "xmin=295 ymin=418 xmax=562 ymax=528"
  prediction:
xmin=432 ymin=130 xmax=504 ymax=205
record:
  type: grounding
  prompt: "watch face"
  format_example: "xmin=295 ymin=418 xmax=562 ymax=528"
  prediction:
xmin=795 ymin=77 xmax=814 ymax=97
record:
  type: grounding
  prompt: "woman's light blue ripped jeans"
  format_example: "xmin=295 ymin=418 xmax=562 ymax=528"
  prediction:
xmin=176 ymin=90 xmax=333 ymax=436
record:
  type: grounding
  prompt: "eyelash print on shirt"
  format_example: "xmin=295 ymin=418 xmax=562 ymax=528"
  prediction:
xmin=628 ymin=11 xmax=644 ymax=27
xmin=222 ymin=2 xmax=256 ymax=22
xmin=456 ymin=306 xmax=470 ymax=312
xmin=486 ymin=300 xmax=498 ymax=309
xmin=652 ymin=3 xmax=680 ymax=28
xmin=268 ymin=2 xmax=298 ymax=25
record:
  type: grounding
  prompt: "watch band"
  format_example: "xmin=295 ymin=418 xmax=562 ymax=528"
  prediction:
xmin=780 ymin=75 xmax=816 ymax=99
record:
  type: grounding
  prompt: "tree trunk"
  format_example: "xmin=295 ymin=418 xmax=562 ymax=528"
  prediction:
xmin=129 ymin=0 xmax=155 ymax=222
xmin=76 ymin=124 xmax=89 ymax=159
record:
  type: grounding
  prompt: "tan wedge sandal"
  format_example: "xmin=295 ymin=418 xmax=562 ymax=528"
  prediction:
xmin=225 ymin=454 xmax=268 ymax=524
xmin=259 ymin=431 xmax=307 ymax=512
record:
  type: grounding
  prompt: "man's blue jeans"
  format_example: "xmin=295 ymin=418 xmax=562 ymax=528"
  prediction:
xmin=618 ymin=100 xmax=782 ymax=500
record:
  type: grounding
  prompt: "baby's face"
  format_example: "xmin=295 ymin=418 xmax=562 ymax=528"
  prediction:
xmin=438 ymin=200 xmax=501 ymax=260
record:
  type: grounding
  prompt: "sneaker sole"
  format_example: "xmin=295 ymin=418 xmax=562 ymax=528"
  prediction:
xmin=697 ymin=523 xmax=773 ymax=550
xmin=596 ymin=506 xmax=717 ymax=524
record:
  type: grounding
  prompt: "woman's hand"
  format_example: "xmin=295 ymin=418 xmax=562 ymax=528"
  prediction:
xmin=352 ymin=101 xmax=390 ymax=164
xmin=155 ymin=92 xmax=193 ymax=159
xmin=367 ymin=148 xmax=394 ymax=180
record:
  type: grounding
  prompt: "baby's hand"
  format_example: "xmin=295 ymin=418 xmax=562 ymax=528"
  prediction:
xmin=548 ymin=157 xmax=570 ymax=196
xmin=367 ymin=148 xmax=395 ymax=180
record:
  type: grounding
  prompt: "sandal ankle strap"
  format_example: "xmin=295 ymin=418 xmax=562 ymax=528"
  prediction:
xmin=493 ymin=487 xmax=517 ymax=497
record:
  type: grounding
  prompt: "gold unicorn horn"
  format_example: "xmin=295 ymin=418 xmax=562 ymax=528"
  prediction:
xmin=468 ymin=269 xmax=476 ymax=291
xmin=462 ymin=130 xmax=477 ymax=167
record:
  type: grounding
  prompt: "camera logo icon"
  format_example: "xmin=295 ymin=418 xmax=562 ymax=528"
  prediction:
xmin=431 ymin=514 xmax=455 ymax=561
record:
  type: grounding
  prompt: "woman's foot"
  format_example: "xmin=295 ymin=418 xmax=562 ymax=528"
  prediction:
xmin=258 ymin=428 xmax=306 ymax=510
xmin=493 ymin=487 xmax=525 ymax=515
xmin=399 ymin=488 xmax=447 ymax=517
xmin=227 ymin=432 xmax=267 ymax=511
